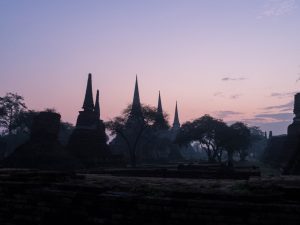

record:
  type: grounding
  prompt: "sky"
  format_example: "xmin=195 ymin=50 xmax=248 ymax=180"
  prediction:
xmin=1 ymin=0 xmax=300 ymax=135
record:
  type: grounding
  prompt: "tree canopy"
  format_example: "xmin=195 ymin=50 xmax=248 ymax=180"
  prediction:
xmin=176 ymin=114 xmax=262 ymax=165
xmin=106 ymin=103 xmax=170 ymax=167
xmin=176 ymin=115 xmax=228 ymax=162
xmin=0 ymin=93 xmax=27 ymax=135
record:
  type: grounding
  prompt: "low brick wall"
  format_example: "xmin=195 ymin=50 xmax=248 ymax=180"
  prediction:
xmin=0 ymin=169 xmax=300 ymax=225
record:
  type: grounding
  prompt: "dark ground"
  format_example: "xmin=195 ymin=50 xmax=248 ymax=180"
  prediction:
xmin=0 ymin=166 xmax=300 ymax=225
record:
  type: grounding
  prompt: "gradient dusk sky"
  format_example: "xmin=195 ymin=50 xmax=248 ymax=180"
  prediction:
xmin=1 ymin=0 xmax=300 ymax=135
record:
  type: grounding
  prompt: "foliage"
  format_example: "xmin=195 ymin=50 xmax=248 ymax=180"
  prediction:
xmin=44 ymin=108 xmax=58 ymax=113
xmin=59 ymin=122 xmax=75 ymax=146
xmin=222 ymin=122 xmax=251 ymax=166
xmin=121 ymin=103 xmax=169 ymax=126
xmin=246 ymin=126 xmax=266 ymax=159
xmin=11 ymin=110 xmax=39 ymax=134
xmin=176 ymin=115 xmax=228 ymax=162
xmin=0 ymin=93 xmax=27 ymax=135
xmin=0 ymin=92 xmax=76 ymax=156
xmin=106 ymin=103 xmax=170 ymax=167
xmin=249 ymin=126 xmax=265 ymax=142
xmin=176 ymin=115 xmax=260 ymax=165
xmin=0 ymin=107 xmax=5 ymax=116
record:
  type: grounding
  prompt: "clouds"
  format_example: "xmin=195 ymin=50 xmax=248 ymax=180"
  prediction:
xmin=241 ymin=112 xmax=293 ymax=135
xmin=270 ymin=92 xmax=295 ymax=98
xmin=215 ymin=111 xmax=243 ymax=118
xmin=248 ymin=120 xmax=289 ymax=135
xmin=255 ymin=112 xmax=293 ymax=121
xmin=213 ymin=92 xmax=224 ymax=97
xmin=243 ymin=94 xmax=295 ymax=134
xmin=230 ymin=94 xmax=242 ymax=99
xmin=242 ymin=113 xmax=292 ymax=124
xmin=264 ymin=92 xmax=295 ymax=112
xmin=221 ymin=77 xmax=247 ymax=82
xmin=258 ymin=0 xmax=297 ymax=18
xmin=262 ymin=101 xmax=293 ymax=112
xmin=214 ymin=77 xmax=245 ymax=100
xmin=246 ymin=99 xmax=294 ymax=134
xmin=242 ymin=117 xmax=269 ymax=123
xmin=213 ymin=92 xmax=242 ymax=100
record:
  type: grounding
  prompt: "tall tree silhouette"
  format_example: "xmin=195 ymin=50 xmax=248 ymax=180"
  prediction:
xmin=225 ymin=122 xmax=251 ymax=164
xmin=176 ymin=115 xmax=228 ymax=162
xmin=106 ymin=104 xmax=166 ymax=167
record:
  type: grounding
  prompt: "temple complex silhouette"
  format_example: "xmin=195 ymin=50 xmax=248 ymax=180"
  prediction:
xmin=3 ymin=73 xmax=300 ymax=171
xmin=52 ymin=73 xmax=300 ymax=171
xmin=3 ymin=75 xmax=300 ymax=225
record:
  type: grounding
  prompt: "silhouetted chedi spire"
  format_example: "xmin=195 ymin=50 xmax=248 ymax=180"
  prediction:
xmin=82 ymin=73 xmax=94 ymax=111
xmin=69 ymin=73 xmax=109 ymax=167
xmin=157 ymin=91 xmax=163 ymax=115
xmin=76 ymin=73 xmax=98 ymax=128
xmin=94 ymin=89 xmax=100 ymax=119
xmin=154 ymin=91 xmax=166 ymax=129
xmin=130 ymin=75 xmax=143 ymax=119
xmin=173 ymin=101 xmax=180 ymax=129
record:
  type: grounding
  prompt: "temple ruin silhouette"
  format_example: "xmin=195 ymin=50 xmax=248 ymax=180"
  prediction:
xmin=263 ymin=93 xmax=300 ymax=174
xmin=67 ymin=73 xmax=109 ymax=167
xmin=3 ymin=111 xmax=80 ymax=169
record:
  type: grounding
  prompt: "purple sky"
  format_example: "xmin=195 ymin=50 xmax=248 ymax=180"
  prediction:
xmin=1 ymin=0 xmax=300 ymax=135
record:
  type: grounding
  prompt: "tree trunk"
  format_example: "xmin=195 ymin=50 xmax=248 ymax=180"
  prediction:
xmin=217 ymin=149 xmax=223 ymax=163
xmin=131 ymin=152 xmax=136 ymax=168
xmin=204 ymin=144 xmax=214 ymax=162
xmin=206 ymin=150 xmax=213 ymax=162
xmin=240 ymin=149 xmax=247 ymax=162
xmin=116 ymin=130 xmax=135 ymax=167
xmin=227 ymin=151 xmax=234 ymax=167
xmin=8 ymin=111 xmax=12 ymax=135
xmin=131 ymin=125 xmax=145 ymax=167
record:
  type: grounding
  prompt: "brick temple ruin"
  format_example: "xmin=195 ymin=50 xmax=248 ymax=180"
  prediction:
xmin=67 ymin=73 xmax=109 ymax=167
xmin=264 ymin=93 xmax=300 ymax=174
xmin=3 ymin=111 xmax=80 ymax=169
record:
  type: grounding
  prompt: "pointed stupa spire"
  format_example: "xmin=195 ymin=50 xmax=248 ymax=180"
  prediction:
xmin=173 ymin=101 xmax=180 ymax=129
xmin=130 ymin=75 xmax=143 ymax=118
xmin=154 ymin=91 xmax=167 ymax=129
xmin=94 ymin=89 xmax=100 ymax=119
xmin=133 ymin=75 xmax=141 ymax=106
xmin=157 ymin=91 xmax=163 ymax=115
xmin=82 ymin=73 xmax=94 ymax=111
xmin=155 ymin=91 xmax=164 ymax=121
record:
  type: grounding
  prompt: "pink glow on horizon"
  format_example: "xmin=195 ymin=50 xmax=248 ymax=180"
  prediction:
xmin=1 ymin=1 xmax=300 ymax=135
